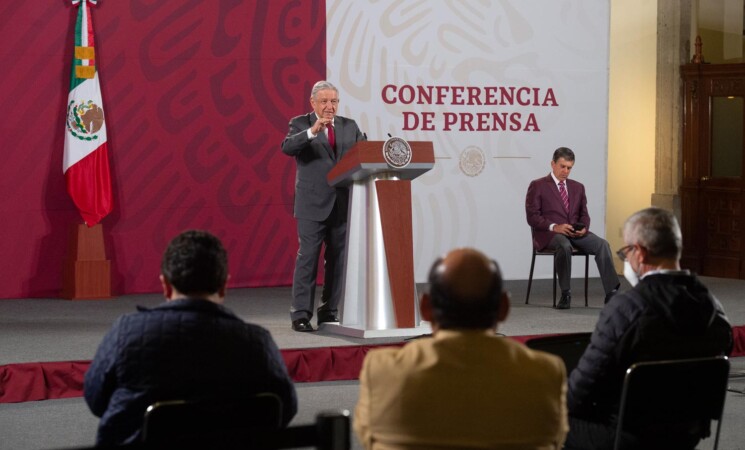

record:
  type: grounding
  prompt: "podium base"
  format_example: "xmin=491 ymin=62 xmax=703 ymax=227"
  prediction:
xmin=319 ymin=322 xmax=432 ymax=339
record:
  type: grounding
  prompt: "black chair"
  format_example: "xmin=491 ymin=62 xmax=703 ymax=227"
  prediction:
xmin=524 ymin=332 xmax=592 ymax=373
xmin=525 ymin=236 xmax=589 ymax=307
xmin=142 ymin=393 xmax=351 ymax=449
xmin=142 ymin=393 xmax=283 ymax=446
xmin=613 ymin=356 xmax=730 ymax=450
xmin=259 ymin=411 xmax=351 ymax=450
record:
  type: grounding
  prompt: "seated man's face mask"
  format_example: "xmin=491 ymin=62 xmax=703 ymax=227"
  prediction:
xmin=623 ymin=261 xmax=640 ymax=287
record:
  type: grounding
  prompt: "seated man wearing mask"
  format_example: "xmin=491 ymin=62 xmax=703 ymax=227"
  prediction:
xmin=565 ymin=208 xmax=733 ymax=449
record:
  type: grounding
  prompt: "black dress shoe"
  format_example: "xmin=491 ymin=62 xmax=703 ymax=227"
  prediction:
xmin=291 ymin=318 xmax=314 ymax=332
xmin=604 ymin=288 xmax=619 ymax=304
xmin=556 ymin=293 xmax=571 ymax=310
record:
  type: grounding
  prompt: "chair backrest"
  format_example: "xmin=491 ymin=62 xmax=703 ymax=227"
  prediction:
xmin=143 ymin=394 xmax=350 ymax=450
xmin=525 ymin=332 xmax=592 ymax=373
xmin=614 ymin=356 xmax=730 ymax=450
xmin=258 ymin=410 xmax=351 ymax=450
xmin=142 ymin=392 xmax=283 ymax=446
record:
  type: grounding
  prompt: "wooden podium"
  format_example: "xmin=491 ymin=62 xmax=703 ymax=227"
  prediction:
xmin=323 ymin=140 xmax=434 ymax=338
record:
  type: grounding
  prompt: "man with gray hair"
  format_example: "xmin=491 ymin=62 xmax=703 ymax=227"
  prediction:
xmin=564 ymin=207 xmax=733 ymax=449
xmin=281 ymin=81 xmax=365 ymax=332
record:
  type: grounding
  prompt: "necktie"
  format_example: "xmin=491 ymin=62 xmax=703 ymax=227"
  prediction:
xmin=559 ymin=181 xmax=569 ymax=212
xmin=327 ymin=124 xmax=335 ymax=152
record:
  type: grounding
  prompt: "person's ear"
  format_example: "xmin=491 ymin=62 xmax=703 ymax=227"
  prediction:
xmin=497 ymin=292 xmax=510 ymax=323
xmin=635 ymin=245 xmax=649 ymax=265
xmin=218 ymin=274 xmax=230 ymax=298
xmin=420 ymin=293 xmax=433 ymax=322
xmin=160 ymin=274 xmax=173 ymax=300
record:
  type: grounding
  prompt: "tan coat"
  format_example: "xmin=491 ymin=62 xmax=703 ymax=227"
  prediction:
xmin=354 ymin=330 xmax=568 ymax=450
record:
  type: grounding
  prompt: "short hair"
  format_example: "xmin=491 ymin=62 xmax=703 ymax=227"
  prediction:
xmin=161 ymin=230 xmax=228 ymax=295
xmin=552 ymin=147 xmax=575 ymax=163
xmin=310 ymin=80 xmax=338 ymax=99
xmin=624 ymin=207 xmax=682 ymax=260
xmin=427 ymin=254 xmax=503 ymax=329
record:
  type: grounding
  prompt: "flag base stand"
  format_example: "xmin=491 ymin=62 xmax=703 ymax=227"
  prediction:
xmin=61 ymin=223 xmax=112 ymax=300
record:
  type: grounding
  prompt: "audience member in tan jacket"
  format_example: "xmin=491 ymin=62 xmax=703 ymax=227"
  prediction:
xmin=354 ymin=248 xmax=568 ymax=450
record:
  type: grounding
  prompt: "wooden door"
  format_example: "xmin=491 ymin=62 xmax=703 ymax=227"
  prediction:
xmin=681 ymin=64 xmax=745 ymax=278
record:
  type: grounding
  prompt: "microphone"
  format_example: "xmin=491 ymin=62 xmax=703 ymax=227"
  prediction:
xmin=387 ymin=133 xmax=393 ymax=138
xmin=363 ymin=132 xmax=368 ymax=141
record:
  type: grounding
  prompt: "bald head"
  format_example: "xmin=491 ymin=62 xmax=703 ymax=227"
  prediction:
xmin=426 ymin=248 xmax=505 ymax=330
xmin=436 ymin=248 xmax=499 ymax=303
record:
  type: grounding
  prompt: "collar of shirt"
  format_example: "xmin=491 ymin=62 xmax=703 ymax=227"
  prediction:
xmin=550 ymin=172 xmax=567 ymax=191
xmin=640 ymin=269 xmax=690 ymax=280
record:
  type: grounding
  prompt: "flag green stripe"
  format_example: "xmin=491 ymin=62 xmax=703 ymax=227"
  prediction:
xmin=69 ymin=3 xmax=87 ymax=91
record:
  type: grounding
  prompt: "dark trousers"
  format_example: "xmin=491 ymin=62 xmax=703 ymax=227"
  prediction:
xmin=564 ymin=416 xmax=616 ymax=450
xmin=290 ymin=208 xmax=346 ymax=322
xmin=548 ymin=232 xmax=619 ymax=295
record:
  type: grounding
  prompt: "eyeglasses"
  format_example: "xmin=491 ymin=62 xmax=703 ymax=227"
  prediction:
xmin=616 ymin=245 xmax=635 ymax=262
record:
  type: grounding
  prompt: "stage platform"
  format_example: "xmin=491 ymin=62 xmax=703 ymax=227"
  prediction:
xmin=2 ymin=276 xmax=745 ymax=404
xmin=2 ymin=277 xmax=745 ymax=450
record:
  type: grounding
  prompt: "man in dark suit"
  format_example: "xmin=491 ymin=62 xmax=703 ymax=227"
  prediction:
xmin=525 ymin=147 xmax=619 ymax=309
xmin=281 ymin=80 xmax=365 ymax=332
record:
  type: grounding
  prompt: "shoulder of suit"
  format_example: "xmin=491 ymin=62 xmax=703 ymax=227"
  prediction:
xmin=361 ymin=345 xmax=406 ymax=370
xmin=334 ymin=115 xmax=356 ymax=125
xmin=290 ymin=113 xmax=314 ymax=125
xmin=528 ymin=175 xmax=550 ymax=185
xmin=496 ymin=337 xmax=565 ymax=371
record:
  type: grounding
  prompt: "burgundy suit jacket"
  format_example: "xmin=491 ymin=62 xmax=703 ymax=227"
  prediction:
xmin=525 ymin=174 xmax=591 ymax=251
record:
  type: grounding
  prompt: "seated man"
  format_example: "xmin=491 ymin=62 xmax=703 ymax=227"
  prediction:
xmin=526 ymin=147 xmax=620 ymax=308
xmin=355 ymin=248 xmax=568 ymax=449
xmin=84 ymin=230 xmax=297 ymax=445
xmin=565 ymin=208 xmax=733 ymax=449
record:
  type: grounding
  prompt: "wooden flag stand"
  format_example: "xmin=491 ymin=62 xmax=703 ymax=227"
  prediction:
xmin=61 ymin=223 xmax=112 ymax=300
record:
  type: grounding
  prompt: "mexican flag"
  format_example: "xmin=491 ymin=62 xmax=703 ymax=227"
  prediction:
xmin=63 ymin=0 xmax=112 ymax=226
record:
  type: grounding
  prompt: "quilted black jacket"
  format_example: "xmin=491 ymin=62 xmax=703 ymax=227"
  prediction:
xmin=84 ymin=298 xmax=297 ymax=445
xmin=567 ymin=272 xmax=732 ymax=422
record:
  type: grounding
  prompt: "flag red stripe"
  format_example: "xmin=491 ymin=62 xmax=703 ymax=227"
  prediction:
xmin=65 ymin=143 xmax=113 ymax=226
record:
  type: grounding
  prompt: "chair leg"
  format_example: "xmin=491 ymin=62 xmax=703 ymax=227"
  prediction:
xmin=552 ymin=258 xmax=557 ymax=308
xmin=526 ymin=251 xmax=537 ymax=304
xmin=584 ymin=254 xmax=589 ymax=307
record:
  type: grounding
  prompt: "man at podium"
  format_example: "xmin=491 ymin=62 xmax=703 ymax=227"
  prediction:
xmin=281 ymin=80 xmax=365 ymax=332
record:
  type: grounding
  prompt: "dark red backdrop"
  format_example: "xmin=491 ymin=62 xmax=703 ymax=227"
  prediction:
xmin=0 ymin=1 xmax=326 ymax=298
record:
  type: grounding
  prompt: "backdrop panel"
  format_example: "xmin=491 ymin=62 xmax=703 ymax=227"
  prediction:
xmin=0 ymin=1 xmax=326 ymax=297
xmin=327 ymin=0 xmax=610 ymax=281
xmin=0 ymin=1 xmax=609 ymax=298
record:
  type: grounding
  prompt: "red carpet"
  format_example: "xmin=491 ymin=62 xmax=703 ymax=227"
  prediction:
xmin=2 ymin=328 xmax=744 ymax=404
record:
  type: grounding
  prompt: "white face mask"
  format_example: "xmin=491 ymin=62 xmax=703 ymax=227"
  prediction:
xmin=623 ymin=260 xmax=639 ymax=287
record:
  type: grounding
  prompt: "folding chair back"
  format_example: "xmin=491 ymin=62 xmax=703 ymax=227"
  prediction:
xmin=142 ymin=392 xmax=283 ymax=446
xmin=525 ymin=332 xmax=592 ymax=373
xmin=614 ymin=356 xmax=730 ymax=450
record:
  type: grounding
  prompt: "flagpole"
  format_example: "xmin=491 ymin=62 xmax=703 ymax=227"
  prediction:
xmin=62 ymin=0 xmax=113 ymax=300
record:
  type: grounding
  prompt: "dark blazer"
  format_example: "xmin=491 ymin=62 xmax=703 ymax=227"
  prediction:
xmin=281 ymin=112 xmax=364 ymax=222
xmin=525 ymin=174 xmax=591 ymax=250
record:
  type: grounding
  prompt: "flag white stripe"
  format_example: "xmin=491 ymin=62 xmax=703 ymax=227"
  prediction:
xmin=63 ymin=72 xmax=108 ymax=172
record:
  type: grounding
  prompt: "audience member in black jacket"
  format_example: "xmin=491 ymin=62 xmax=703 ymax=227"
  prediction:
xmin=564 ymin=208 xmax=733 ymax=450
xmin=84 ymin=230 xmax=297 ymax=445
